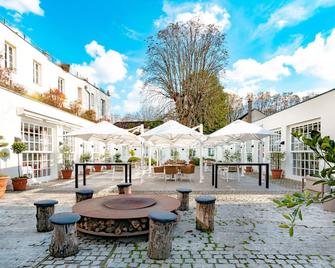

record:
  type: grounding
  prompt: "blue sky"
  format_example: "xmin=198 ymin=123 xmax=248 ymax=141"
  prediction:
xmin=1 ymin=0 xmax=335 ymax=115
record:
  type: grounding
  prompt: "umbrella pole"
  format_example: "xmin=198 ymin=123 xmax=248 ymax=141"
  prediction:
xmin=241 ymin=142 xmax=246 ymax=177
xmin=148 ymin=144 xmax=152 ymax=176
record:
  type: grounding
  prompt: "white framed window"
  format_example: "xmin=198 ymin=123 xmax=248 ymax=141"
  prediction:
xmin=63 ymin=130 xmax=75 ymax=161
xmin=208 ymin=148 xmax=215 ymax=157
xmin=58 ymin=77 xmax=65 ymax=92
xmin=21 ymin=122 xmax=53 ymax=179
xmin=291 ymin=121 xmax=320 ymax=177
xmin=4 ymin=42 xmax=16 ymax=70
xmin=269 ymin=129 xmax=281 ymax=152
xmin=33 ymin=60 xmax=41 ymax=85
xmin=91 ymin=93 xmax=95 ymax=108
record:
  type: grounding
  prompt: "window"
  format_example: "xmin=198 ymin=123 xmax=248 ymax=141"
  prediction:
xmin=77 ymin=87 xmax=82 ymax=102
xmin=91 ymin=93 xmax=95 ymax=108
xmin=85 ymin=89 xmax=90 ymax=109
xmin=291 ymin=121 xmax=321 ymax=177
xmin=58 ymin=77 xmax=65 ymax=92
xmin=21 ymin=122 xmax=53 ymax=179
xmin=101 ymin=99 xmax=106 ymax=116
xmin=33 ymin=60 xmax=41 ymax=85
xmin=208 ymin=148 xmax=215 ymax=157
xmin=4 ymin=42 xmax=16 ymax=70
xmin=63 ymin=130 xmax=75 ymax=162
xmin=269 ymin=129 xmax=281 ymax=152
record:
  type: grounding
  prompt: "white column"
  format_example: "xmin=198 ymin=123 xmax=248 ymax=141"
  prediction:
xmin=199 ymin=124 xmax=204 ymax=183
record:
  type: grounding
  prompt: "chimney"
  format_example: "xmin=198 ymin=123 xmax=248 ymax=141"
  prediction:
xmin=247 ymin=95 xmax=253 ymax=123
xmin=59 ymin=63 xmax=70 ymax=72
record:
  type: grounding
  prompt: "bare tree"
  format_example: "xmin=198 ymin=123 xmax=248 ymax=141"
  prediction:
xmin=227 ymin=92 xmax=244 ymax=122
xmin=143 ymin=20 xmax=228 ymax=127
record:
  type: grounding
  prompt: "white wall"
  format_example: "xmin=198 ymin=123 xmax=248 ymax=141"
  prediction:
xmin=0 ymin=22 xmax=110 ymax=118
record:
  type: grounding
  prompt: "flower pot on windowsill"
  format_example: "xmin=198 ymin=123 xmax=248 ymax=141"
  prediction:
xmin=12 ymin=177 xmax=28 ymax=191
xmin=0 ymin=176 xmax=9 ymax=198
xmin=271 ymin=169 xmax=283 ymax=179
xmin=323 ymin=198 xmax=335 ymax=212
xmin=61 ymin=169 xmax=72 ymax=179
xmin=94 ymin=165 xmax=102 ymax=172
xmin=245 ymin=166 xmax=253 ymax=173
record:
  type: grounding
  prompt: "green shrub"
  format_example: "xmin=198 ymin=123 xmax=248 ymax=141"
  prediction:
xmin=190 ymin=157 xmax=200 ymax=166
xmin=145 ymin=157 xmax=157 ymax=166
xmin=80 ymin=152 xmax=91 ymax=163
xmin=128 ymin=156 xmax=141 ymax=162
xmin=11 ymin=140 xmax=28 ymax=178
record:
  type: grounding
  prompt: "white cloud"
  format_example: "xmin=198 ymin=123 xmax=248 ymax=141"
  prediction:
xmin=155 ymin=2 xmax=230 ymax=31
xmin=226 ymin=29 xmax=335 ymax=89
xmin=71 ymin=40 xmax=127 ymax=86
xmin=136 ymin=68 xmax=143 ymax=77
xmin=123 ymin=80 xmax=144 ymax=113
xmin=0 ymin=0 xmax=44 ymax=15
xmin=254 ymin=0 xmax=335 ymax=37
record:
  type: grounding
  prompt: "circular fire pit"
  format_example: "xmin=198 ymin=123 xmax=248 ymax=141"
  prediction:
xmin=72 ymin=195 xmax=180 ymax=237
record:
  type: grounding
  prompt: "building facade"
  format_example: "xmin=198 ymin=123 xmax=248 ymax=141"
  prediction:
xmin=0 ymin=21 xmax=112 ymax=185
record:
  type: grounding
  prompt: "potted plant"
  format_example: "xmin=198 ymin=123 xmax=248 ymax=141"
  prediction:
xmin=0 ymin=135 xmax=10 ymax=198
xmin=94 ymin=154 xmax=102 ymax=172
xmin=245 ymin=154 xmax=253 ymax=172
xmin=80 ymin=152 xmax=92 ymax=175
xmin=60 ymin=145 xmax=72 ymax=179
xmin=104 ymin=151 xmax=112 ymax=170
xmin=11 ymin=139 xmax=29 ymax=191
xmin=270 ymin=152 xmax=285 ymax=179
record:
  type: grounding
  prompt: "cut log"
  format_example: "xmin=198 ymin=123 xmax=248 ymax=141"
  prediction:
xmin=117 ymin=183 xmax=132 ymax=195
xmin=49 ymin=224 xmax=79 ymax=257
xmin=195 ymin=196 xmax=216 ymax=232
xmin=75 ymin=189 xmax=94 ymax=203
xmin=36 ymin=206 xmax=55 ymax=232
xmin=176 ymin=188 xmax=192 ymax=211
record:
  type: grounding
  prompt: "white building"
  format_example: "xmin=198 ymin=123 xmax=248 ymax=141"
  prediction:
xmin=0 ymin=20 xmax=112 ymax=185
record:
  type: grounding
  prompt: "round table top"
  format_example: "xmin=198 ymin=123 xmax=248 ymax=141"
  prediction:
xmin=72 ymin=194 xmax=180 ymax=220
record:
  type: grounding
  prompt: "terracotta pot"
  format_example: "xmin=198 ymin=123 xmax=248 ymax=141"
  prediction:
xmin=323 ymin=198 xmax=335 ymax=212
xmin=245 ymin=166 xmax=253 ymax=172
xmin=0 ymin=176 xmax=9 ymax=198
xmin=12 ymin=177 xmax=28 ymax=191
xmin=85 ymin=168 xmax=90 ymax=175
xmin=61 ymin=169 xmax=72 ymax=179
xmin=271 ymin=169 xmax=283 ymax=179
xmin=94 ymin=165 xmax=102 ymax=172
xmin=106 ymin=165 xmax=112 ymax=170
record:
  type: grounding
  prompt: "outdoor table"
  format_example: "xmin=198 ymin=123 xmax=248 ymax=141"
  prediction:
xmin=211 ymin=163 xmax=269 ymax=189
xmin=75 ymin=163 xmax=132 ymax=188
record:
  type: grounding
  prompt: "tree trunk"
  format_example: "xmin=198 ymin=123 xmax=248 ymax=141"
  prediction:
xmin=177 ymin=192 xmax=189 ymax=211
xmin=196 ymin=202 xmax=215 ymax=232
xmin=36 ymin=206 xmax=55 ymax=232
xmin=76 ymin=192 xmax=93 ymax=203
xmin=147 ymin=220 xmax=175 ymax=260
xmin=49 ymin=224 xmax=79 ymax=257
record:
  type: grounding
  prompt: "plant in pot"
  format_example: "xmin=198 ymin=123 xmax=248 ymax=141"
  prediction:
xmin=59 ymin=145 xmax=72 ymax=179
xmin=114 ymin=153 xmax=122 ymax=163
xmin=0 ymin=135 xmax=10 ymax=198
xmin=270 ymin=152 xmax=285 ymax=179
xmin=11 ymin=139 xmax=29 ymax=191
xmin=104 ymin=151 xmax=112 ymax=170
xmin=94 ymin=154 xmax=102 ymax=172
xmin=245 ymin=153 xmax=253 ymax=173
xmin=80 ymin=152 xmax=92 ymax=175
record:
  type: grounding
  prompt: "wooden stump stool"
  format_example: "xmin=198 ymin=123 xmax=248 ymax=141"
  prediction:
xmin=75 ymin=188 xmax=94 ymax=203
xmin=34 ymin=199 xmax=58 ymax=232
xmin=148 ymin=211 xmax=177 ymax=260
xmin=176 ymin=187 xmax=192 ymax=211
xmin=49 ymin=212 xmax=81 ymax=258
xmin=117 ymin=183 xmax=132 ymax=194
xmin=195 ymin=196 xmax=216 ymax=232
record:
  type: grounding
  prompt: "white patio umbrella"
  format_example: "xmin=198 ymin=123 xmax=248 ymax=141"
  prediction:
xmin=66 ymin=121 xmax=140 ymax=144
xmin=207 ymin=120 xmax=273 ymax=144
xmin=141 ymin=120 xmax=205 ymax=181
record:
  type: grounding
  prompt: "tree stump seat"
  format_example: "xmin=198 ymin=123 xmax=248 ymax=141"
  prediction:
xmin=75 ymin=188 xmax=94 ymax=203
xmin=176 ymin=187 xmax=192 ymax=211
xmin=117 ymin=183 xmax=132 ymax=194
xmin=34 ymin=199 xmax=58 ymax=232
xmin=148 ymin=211 xmax=177 ymax=260
xmin=49 ymin=212 xmax=81 ymax=258
xmin=195 ymin=195 xmax=216 ymax=232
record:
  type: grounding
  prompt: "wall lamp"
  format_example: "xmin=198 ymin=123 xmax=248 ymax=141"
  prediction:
xmin=280 ymin=141 xmax=285 ymax=145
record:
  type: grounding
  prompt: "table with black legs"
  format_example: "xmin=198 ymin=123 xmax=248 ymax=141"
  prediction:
xmin=75 ymin=163 xmax=132 ymax=188
xmin=211 ymin=163 xmax=270 ymax=189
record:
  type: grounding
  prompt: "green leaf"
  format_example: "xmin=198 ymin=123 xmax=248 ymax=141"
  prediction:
xmin=298 ymin=210 xmax=303 ymax=221
xmin=289 ymin=227 xmax=294 ymax=237
xmin=278 ymin=224 xmax=289 ymax=228
xmin=283 ymin=214 xmax=292 ymax=221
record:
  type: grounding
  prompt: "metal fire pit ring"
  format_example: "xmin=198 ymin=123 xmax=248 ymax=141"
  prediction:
xmin=72 ymin=194 xmax=180 ymax=237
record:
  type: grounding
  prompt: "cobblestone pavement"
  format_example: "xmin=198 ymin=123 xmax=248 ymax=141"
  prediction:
xmin=0 ymin=171 xmax=334 ymax=268
xmin=15 ymin=195 xmax=335 ymax=268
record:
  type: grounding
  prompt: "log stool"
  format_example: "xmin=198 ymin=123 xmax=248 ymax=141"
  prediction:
xmin=49 ymin=212 xmax=81 ymax=258
xmin=117 ymin=183 xmax=132 ymax=194
xmin=176 ymin=187 xmax=192 ymax=211
xmin=195 ymin=196 xmax=216 ymax=232
xmin=34 ymin=200 xmax=58 ymax=232
xmin=75 ymin=188 xmax=94 ymax=203
xmin=148 ymin=211 xmax=177 ymax=260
